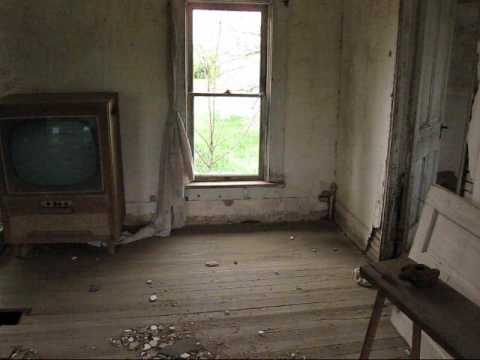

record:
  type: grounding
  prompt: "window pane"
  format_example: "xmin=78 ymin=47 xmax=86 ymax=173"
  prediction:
xmin=194 ymin=97 xmax=261 ymax=176
xmin=192 ymin=9 xmax=262 ymax=94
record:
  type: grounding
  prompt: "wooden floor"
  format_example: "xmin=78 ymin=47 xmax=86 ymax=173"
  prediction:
xmin=0 ymin=222 xmax=408 ymax=359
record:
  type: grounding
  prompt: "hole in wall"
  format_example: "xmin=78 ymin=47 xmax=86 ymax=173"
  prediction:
xmin=0 ymin=308 xmax=30 ymax=326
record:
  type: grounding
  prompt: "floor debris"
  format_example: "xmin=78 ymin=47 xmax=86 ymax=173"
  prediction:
xmin=9 ymin=347 xmax=39 ymax=359
xmin=161 ymin=339 xmax=203 ymax=358
xmin=149 ymin=295 xmax=158 ymax=303
xmin=129 ymin=341 xmax=140 ymax=351
xmin=110 ymin=323 xmax=213 ymax=359
xmin=146 ymin=280 xmax=153 ymax=285
xmin=205 ymin=261 xmax=219 ymax=268
xmin=353 ymin=268 xmax=374 ymax=288
xmin=150 ymin=325 xmax=159 ymax=332
xmin=88 ymin=285 xmax=100 ymax=293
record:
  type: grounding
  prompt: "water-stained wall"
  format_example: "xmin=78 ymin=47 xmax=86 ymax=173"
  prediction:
xmin=0 ymin=0 xmax=342 ymax=225
xmin=336 ymin=0 xmax=400 ymax=257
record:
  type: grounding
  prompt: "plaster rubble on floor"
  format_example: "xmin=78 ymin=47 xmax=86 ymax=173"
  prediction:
xmin=0 ymin=224 xmax=408 ymax=358
xmin=110 ymin=322 xmax=212 ymax=360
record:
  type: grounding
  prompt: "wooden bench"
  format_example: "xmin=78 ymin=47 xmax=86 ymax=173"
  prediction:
xmin=360 ymin=186 xmax=480 ymax=359
xmin=359 ymin=258 xmax=480 ymax=359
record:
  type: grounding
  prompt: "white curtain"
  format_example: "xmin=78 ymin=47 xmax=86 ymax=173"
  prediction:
xmin=468 ymin=42 xmax=480 ymax=203
xmin=120 ymin=113 xmax=193 ymax=244
xmin=117 ymin=0 xmax=193 ymax=245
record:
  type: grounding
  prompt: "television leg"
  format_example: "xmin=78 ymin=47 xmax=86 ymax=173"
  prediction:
xmin=107 ymin=242 xmax=116 ymax=255
xmin=13 ymin=244 xmax=33 ymax=258
xmin=12 ymin=245 xmax=20 ymax=257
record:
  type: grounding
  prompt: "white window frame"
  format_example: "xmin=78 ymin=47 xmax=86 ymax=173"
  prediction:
xmin=172 ymin=0 xmax=288 ymax=185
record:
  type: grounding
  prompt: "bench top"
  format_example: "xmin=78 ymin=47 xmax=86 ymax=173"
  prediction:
xmin=361 ymin=258 xmax=480 ymax=359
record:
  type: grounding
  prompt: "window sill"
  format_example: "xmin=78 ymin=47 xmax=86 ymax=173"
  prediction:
xmin=186 ymin=180 xmax=284 ymax=189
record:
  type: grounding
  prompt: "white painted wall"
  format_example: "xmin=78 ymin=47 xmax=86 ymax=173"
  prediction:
xmin=0 ymin=0 xmax=342 ymax=225
xmin=185 ymin=0 xmax=342 ymax=224
xmin=335 ymin=0 xmax=400 ymax=256
xmin=0 ymin=0 xmax=170 ymax=224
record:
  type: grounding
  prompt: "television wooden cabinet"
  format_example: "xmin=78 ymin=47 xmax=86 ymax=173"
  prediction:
xmin=0 ymin=93 xmax=125 ymax=254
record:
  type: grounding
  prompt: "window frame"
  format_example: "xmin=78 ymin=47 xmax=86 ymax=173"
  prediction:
xmin=186 ymin=1 xmax=271 ymax=182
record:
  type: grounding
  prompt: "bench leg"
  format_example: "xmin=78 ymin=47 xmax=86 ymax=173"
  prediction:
xmin=360 ymin=291 xmax=386 ymax=359
xmin=411 ymin=323 xmax=422 ymax=359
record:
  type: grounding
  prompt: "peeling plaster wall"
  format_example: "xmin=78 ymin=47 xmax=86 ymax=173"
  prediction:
xmin=185 ymin=0 xmax=342 ymax=224
xmin=1 ymin=0 xmax=342 ymax=225
xmin=0 ymin=0 xmax=170 ymax=224
xmin=335 ymin=0 xmax=400 ymax=256
xmin=0 ymin=2 xmax=23 ymax=97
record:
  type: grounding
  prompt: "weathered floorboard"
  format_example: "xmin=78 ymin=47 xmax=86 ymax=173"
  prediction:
xmin=0 ymin=222 xmax=407 ymax=359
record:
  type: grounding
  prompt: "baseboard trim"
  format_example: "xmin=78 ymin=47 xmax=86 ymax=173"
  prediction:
xmin=335 ymin=202 xmax=380 ymax=261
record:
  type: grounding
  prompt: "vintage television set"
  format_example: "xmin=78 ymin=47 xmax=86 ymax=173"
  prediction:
xmin=0 ymin=93 xmax=125 ymax=253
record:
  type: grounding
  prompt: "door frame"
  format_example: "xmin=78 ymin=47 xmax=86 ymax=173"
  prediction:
xmin=380 ymin=0 xmax=420 ymax=259
xmin=380 ymin=0 xmax=457 ymax=259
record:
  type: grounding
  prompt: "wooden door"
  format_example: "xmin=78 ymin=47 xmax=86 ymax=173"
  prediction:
xmin=404 ymin=0 xmax=456 ymax=248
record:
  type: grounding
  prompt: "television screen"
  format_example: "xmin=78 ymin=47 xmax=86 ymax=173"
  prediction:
xmin=4 ymin=117 xmax=102 ymax=192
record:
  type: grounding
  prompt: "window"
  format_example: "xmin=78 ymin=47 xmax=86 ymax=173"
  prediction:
xmin=187 ymin=2 xmax=269 ymax=181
